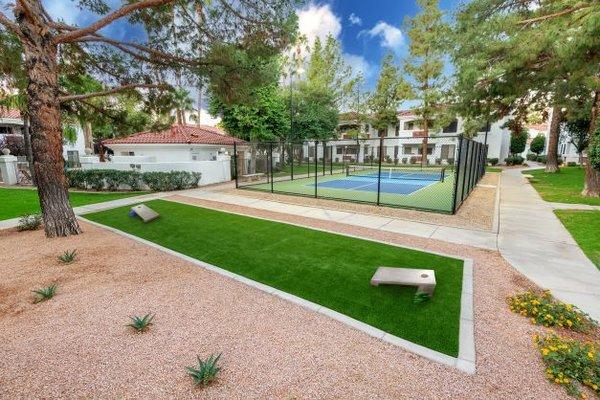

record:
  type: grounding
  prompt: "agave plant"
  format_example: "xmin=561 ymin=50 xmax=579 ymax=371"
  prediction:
xmin=32 ymin=284 xmax=57 ymax=303
xmin=58 ymin=249 xmax=77 ymax=264
xmin=127 ymin=313 xmax=155 ymax=332
xmin=186 ymin=353 xmax=222 ymax=387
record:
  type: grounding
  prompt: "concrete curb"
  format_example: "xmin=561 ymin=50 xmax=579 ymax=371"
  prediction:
xmin=79 ymin=211 xmax=477 ymax=375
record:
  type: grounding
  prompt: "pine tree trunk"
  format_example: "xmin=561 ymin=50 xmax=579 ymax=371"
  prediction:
xmin=421 ymin=120 xmax=429 ymax=167
xmin=16 ymin=1 xmax=82 ymax=237
xmin=83 ymin=121 xmax=93 ymax=150
xmin=545 ymin=106 xmax=561 ymax=173
xmin=582 ymin=92 xmax=600 ymax=197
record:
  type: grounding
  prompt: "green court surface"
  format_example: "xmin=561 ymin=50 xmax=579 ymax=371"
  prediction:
xmin=0 ymin=187 xmax=146 ymax=221
xmin=241 ymin=169 xmax=456 ymax=212
xmin=85 ymin=199 xmax=464 ymax=356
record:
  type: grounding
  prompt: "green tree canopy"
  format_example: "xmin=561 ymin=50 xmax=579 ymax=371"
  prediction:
xmin=368 ymin=54 xmax=408 ymax=134
xmin=529 ymin=135 xmax=546 ymax=155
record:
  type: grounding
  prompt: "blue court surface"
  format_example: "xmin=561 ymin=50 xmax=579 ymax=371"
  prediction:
xmin=314 ymin=176 xmax=437 ymax=195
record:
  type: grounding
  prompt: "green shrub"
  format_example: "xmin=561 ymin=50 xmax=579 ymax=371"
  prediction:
xmin=567 ymin=161 xmax=578 ymax=167
xmin=487 ymin=158 xmax=499 ymax=166
xmin=508 ymin=290 xmax=598 ymax=332
xmin=530 ymin=135 xmax=546 ymax=155
xmin=526 ymin=153 xmax=538 ymax=161
xmin=534 ymin=334 xmax=599 ymax=398
xmin=142 ymin=171 xmax=201 ymax=191
xmin=58 ymin=249 xmax=77 ymax=264
xmin=186 ymin=354 xmax=222 ymax=387
xmin=18 ymin=213 xmax=42 ymax=231
xmin=588 ymin=126 xmax=600 ymax=171
xmin=32 ymin=284 xmax=57 ymax=303
xmin=505 ymin=155 xmax=524 ymax=166
xmin=510 ymin=131 xmax=528 ymax=155
xmin=65 ymin=169 xmax=200 ymax=191
xmin=127 ymin=313 xmax=155 ymax=332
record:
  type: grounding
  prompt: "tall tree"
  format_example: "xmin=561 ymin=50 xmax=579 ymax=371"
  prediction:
xmin=453 ymin=0 xmax=599 ymax=180
xmin=403 ymin=0 xmax=452 ymax=166
xmin=172 ymin=88 xmax=194 ymax=125
xmin=0 ymin=0 xmax=297 ymax=237
xmin=368 ymin=53 xmax=408 ymax=136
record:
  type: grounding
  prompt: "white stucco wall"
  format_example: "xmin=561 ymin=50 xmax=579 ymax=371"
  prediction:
xmin=106 ymin=143 xmax=228 ymax=162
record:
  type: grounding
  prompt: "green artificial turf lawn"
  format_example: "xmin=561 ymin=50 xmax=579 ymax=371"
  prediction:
xmin=526 ymin=167 xmax=600 ymax=206
xmin=555 ymin=210 xmax=600 ymax=270
xmin=86 ymin=199 xmax=464 ymax=356
xmin=486 ymin=167 xmax=502 ymax=173
xmin=0 ymin=187 xmax=146 ymax=221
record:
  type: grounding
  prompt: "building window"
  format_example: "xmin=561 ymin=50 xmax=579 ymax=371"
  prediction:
xmin=404 ymin=121 xmax=415 ymax=130
xmin=121 ymin=151 xmax=134 ymax=156
xmin=442 ymin=119 xmax=458 ymax=133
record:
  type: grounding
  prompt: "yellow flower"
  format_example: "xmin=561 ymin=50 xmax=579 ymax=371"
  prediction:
xmin=542 ymin=348 xmax=550 ymax=356
xmin=588 ymin=352 xmax=595 ymax=359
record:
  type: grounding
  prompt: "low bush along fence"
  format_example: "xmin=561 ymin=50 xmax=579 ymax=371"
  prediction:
xmin=66 ymin=169 xmax=202 ymax=192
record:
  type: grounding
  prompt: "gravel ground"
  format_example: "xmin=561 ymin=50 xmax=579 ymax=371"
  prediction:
xmin=219 ymin=172 xmax=499 ymax=231
xmin=0 ymin=201 xmax=573 ymax=399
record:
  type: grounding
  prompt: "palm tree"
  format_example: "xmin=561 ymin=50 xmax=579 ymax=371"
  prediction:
xmin=172 ymin=88 xmax=194 ymax=125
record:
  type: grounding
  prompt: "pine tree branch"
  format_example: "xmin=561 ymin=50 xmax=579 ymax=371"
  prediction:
xmin=518 ymin=4 xmax=591 ymax=25
xmin=54 ymin=0 xmax=176 ymax=43
xmin=59 ymin=83 xmax=170 ymax=102
xmin=0 ymin=11 xmax=21 ymax=35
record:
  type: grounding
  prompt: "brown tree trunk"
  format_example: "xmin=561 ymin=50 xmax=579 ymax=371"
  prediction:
xmin=421 ymin=120 xmax=429 ymax=167
xmin=16 ymin=1 xmax=82 ymax=237
xmin=22 ymin=114 xmax=36 ymax=185
xmin=545 ymin=106 xmax=561 ymax=173
xmin=83 ymin=121 xmax=93 ymax=150
xmin=582 ymin=91 xmax=600 ymax=197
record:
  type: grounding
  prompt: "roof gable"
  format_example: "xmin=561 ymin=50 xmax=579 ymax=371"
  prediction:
xmin=103 ymin=124 xmax=246 ymax=146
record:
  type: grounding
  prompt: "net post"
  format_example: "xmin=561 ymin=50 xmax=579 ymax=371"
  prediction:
xmin=233 ymin=142 xmax=238 ymax=189
xmin=452 ymin=135 xmax=463 ymax=214
xmin=377 ymin=136 xmax=383 ymax=205
xmin=314 ymin=140 xmax=318 ymax=198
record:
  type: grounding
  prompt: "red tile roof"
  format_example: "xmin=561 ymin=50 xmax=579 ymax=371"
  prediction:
xmin=0 ymin=108 xmax=21 ymax=120
xmin=398 ymin=110 xmax=416 ymax=117
xmin=527 ymin=123 xmax=548 ymax=133
xmin=103 ymin=124 xmax=246 ymax=146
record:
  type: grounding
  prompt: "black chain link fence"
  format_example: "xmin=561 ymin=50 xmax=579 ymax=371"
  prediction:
xmin=234 ymin=135 xmax=487 ymax=214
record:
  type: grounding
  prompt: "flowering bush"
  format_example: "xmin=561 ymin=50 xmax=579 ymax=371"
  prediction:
xmin=508 ymin=290 xmax=598 ymax=332
xmin=534 ymin=334 xmax=599 ymax=398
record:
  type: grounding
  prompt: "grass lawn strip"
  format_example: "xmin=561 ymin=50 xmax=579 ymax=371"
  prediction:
xmin=0 ymin=187 xmax=147 ymax=221
xmin=85 ymin=199 xmax=464 ymax=356
xmin=555 ymin=210 xmax=600 ymax=270
xmin=526 ymin=167 xmax=600 ymax=206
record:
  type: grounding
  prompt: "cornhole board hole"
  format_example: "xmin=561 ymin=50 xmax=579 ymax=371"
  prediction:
xmin=129 ymin=204 xmax=159 ymax=223
xmin=370 ymin=267 xmax=436 ymax=297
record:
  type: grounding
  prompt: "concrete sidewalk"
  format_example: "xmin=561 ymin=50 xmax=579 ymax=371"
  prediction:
xmin=177 ymin=189 xmax=499 ymax=250
xmin=498 ymin=168 xmax=600 ymax=320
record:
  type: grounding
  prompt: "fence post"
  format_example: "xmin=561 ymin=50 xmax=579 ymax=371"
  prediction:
xmin=377 ymin=136 xmax=383 ymax=205
xmin=269 ymin=143 xmax=274 ymax=193
xmin=314 ymin=140 xmax=318 ymax=198
xmin=330 ymin=146 xmax=333 ymax=175
xmin=322 ymin=140 xmax=326 ymax=176
xmin=290 ymin=143 xmax=294 ymax=181
xmin=452 ymin=135 xmax=463 ymax=214
xmin=233 ymin=142 xmax=238 ymax=188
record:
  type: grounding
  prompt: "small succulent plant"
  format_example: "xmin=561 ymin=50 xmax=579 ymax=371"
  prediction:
xmin=186 ymin=354 xmax=222 ymax=387
xmin=32 ymin=284 xmax=57 ymax=303
xmin=17 ymin=213 xmax=42 ymax=231
xmin=58 ymin=249 xmax=77 ymax=264
xmin=127 ymin=313 xmax=154 ymax=332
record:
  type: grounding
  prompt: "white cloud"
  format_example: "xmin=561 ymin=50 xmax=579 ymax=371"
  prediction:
xmin=359 ymin=21 xmax=403 ymax=49
xmin=297 ymin=3 xmax=342 ymax=45
xmin=348 ymin=13 xmax=362 ymax=26
xmin=343 ymin=53 xmax=375 ymax=80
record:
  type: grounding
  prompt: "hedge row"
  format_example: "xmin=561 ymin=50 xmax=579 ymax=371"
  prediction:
xmin=66 ymin=169 xmax=201 ymax=192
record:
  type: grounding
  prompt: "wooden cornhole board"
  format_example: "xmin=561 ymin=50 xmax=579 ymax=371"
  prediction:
xmin=370 ymin=267 xmax=436 ymax=297
xmin=130 ymin=204 xmax=159 ymax=223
